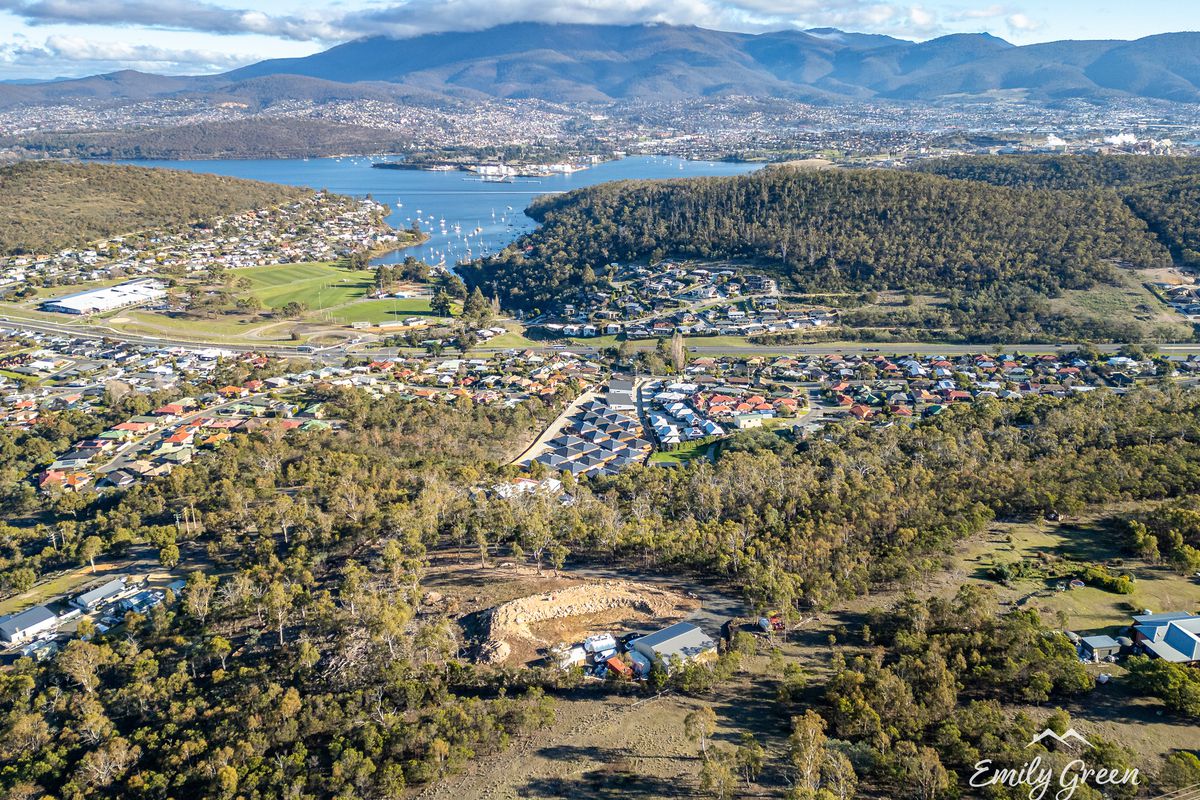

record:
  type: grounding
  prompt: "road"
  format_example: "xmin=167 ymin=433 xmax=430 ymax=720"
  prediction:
xmin=0 ymin=312 xmax=346 ymax=361
xmin=507 ymin=389 xmax=598 ymax=466
xmin=8 ymin=311 xmax=1200 ymax=362
xmin=95 ymin=393 xmax=268 ymax=474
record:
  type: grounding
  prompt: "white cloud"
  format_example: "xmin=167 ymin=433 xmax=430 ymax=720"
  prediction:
xmin=954 ymin=5 xmax=1007 ymax=21
xmin=0 ymin=0 xmax=1028 ymax=43
xmin=0 ymin=33 xmax=252 ymax=72
xmin=0 ymin=0 xmax=349 ymax=42
xmin=908 ymin=6 xmax=934 ymax=28
xmin=1006 ymin=12 xmax=1041 ymax=32
xmin=0 ymin=0 xmax=1056 ymax=77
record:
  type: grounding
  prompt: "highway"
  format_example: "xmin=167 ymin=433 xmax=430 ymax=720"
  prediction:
xmin=0 ymin=312 xmax=346 ymax=361
xmin=6 ymin=311 xmax=1200 ymax=361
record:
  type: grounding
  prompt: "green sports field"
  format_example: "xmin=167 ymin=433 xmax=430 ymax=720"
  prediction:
xmin=235 ymin=262 xmax=375 ymax=312
xmin=328 ymin=298 xmax=441 ymax=325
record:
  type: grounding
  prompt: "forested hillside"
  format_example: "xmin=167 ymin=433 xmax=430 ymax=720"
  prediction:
xmin=13 ymin=119 xmax=418 ymax=161
xmin=1125 ymin=175 xmax=1200 ymax=266
xmin=461 ymin=167 xmax=1170 ymax=314
xmin=2 ymin=378 xmax=1200 ymax=797
xmin=0 ymin=162 xmax=309 ymax=254
xmin=915 ymin=155 xmax=1200 ymax=269
xmin=911 ymin=154 xmax=1200 ymax=190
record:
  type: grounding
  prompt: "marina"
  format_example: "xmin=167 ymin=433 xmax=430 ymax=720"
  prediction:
xmin=119 ymin=155 xmax=762 ymax=268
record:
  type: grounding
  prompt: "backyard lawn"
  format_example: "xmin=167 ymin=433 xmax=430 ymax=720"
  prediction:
xmin=649 ymin=439 xmax=721 ymax=465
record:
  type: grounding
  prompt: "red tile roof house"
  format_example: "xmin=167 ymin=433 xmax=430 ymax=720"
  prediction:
xmin=849 ymin=404 xmax=875 ymax=420
xmin=38 ymin=469 xmax=67 ymax=491
xmin=163 ymin=429 xmax=195 ymax=446
xmin=39 ymin=470 xmax=92 ymax=492
xmin=154 ymin=403 xmax=188 ymax=417
xmin=218 ymin=386 xmax=250 ymax=399
xmin=114 ymin=421 xmax=156 ymax=434
xmin=199 ymin=432 xmax=232 ymax=448
xmin=64 ymin=473 xmax=92 ymax=491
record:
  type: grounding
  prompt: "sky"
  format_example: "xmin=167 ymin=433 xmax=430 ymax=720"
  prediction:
xmin=0 ymin=0 xmax=1197 ymax=80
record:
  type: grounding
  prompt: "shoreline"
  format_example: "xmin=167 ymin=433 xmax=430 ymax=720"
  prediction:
xmin=365 ymin=228 xmax=431 ymax=265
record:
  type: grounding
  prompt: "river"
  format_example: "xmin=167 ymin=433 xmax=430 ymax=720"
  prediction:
xmin=121 ymin=156 xmax=762 ymax=267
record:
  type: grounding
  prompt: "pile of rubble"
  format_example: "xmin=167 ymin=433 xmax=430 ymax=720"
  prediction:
xmin=476 ymin=580 xmax=691 ymax=664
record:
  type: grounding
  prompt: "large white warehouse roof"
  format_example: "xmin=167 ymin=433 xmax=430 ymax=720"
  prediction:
xmin=43 ymin=279 xmax=167 ymax=315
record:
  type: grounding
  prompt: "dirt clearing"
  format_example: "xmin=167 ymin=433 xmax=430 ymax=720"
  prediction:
xmin=476 ymin=580 xmax=698 ymax=665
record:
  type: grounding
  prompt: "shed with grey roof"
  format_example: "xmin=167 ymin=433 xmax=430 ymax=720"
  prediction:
xmin=1080 ymin=635 xmax=1121 ymax=660
xmin=632 ymin=621 xmax=717 ymax=671
xmin=72 ymin=577 xmax=127 ymax=610
xmin=0 ymin=605 xmax=58 ymax=644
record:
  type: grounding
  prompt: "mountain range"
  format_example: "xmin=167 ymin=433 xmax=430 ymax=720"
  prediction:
xmin=3 ymin=23 xmax=1200 ymax=108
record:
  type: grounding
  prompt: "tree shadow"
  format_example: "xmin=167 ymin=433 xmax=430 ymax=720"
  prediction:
xmin=519 ymin=760 xmax=697 ymax=798
xmin=534 ymin=744 xmax=690 ymax=762
xmin=1043 ymin=519 xmax=1126 ymax=564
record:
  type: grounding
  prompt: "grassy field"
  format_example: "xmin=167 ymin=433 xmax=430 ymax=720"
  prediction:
xmin=950 ymin=514 xmax=1200 ymax=637
xmin=1052 ymin=269 xmax=1192 ymax=339
xmin=482 ymin=324 xmax=538 ymax=349
xmin=112 ymin=310 xmax=284 ymax=340
xmin=236 ymin=263 xmax=457 ymax=327
xmin=327 ymin=298 xmax=439 ymax=325
xmin=236 ymin=262 xmax=376 ymax=312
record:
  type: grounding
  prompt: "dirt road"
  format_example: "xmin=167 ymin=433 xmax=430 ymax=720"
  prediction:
xmin=507 ymin=389 xmax=597 ymax=465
